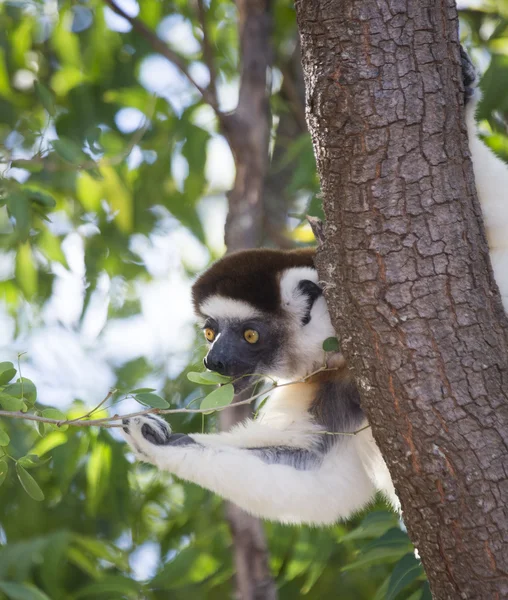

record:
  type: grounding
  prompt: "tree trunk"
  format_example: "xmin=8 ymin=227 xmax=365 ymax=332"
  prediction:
xmin=219 ymin=1 xmax=277 ymax=598
xmin=295 ymin=1 xmax=508 ymax=598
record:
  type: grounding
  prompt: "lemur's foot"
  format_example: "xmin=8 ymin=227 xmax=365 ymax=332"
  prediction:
xmin=122 ymin=414 xmax=196 ymax=462
xmin=460 ymin=45 xmax=477 ymax=104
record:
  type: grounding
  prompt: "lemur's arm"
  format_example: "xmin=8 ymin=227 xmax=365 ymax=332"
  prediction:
xmin=122 ymin=414 xmax=375 ymax=525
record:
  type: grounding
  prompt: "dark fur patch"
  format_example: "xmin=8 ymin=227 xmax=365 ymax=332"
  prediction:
xmin=192 ymin=248 xmax=316 ymax=315
xmin=249 ymin=447 xmax=321 ymax=470
xmin=310 ymin=380 xmax=365 ymax=454
xmin=297 ymin=279 xmax=322 ymax=325
xmin=460 ymin=45 xmax=477 ymax=104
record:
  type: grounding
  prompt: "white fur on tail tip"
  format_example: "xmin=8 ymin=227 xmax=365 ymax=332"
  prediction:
xmin=466 ymin=93 xmax=508 ymax=313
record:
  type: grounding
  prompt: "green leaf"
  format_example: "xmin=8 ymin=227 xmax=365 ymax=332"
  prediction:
xmin=385 ymin=553 xmax=423 ymax=600
xmin=363 ymin=527 xmax=413 ymax=553
xmin=0 ymin=582 xmax=51 ymax=600
xmin=0 ymin=429 xmax=10 ymax=446
xmin=420 ymin=581 xmax=432 ymax=600
xmin=15 ymin=242 xmax=38 ymax=299
xmin=340 ymin=511 xmax=398 ymax=542
xmin=200 ymin=384 xmax=234 ymax=411
xmin=34 ymin=81 xmax=56 ymax=116
xmin=7 ymin=191 xmax=30 ymax=241
xmin=52 ymin=137 xmax=87 ymax=164
xmin=41 ymin=408 xmax=69 ymax=432
xmin=0 ymin=392 xmax=24 ymax=411
xmin=26 ymin=189 xmax=57 ymax=208
xmin=187 ymin=371 xmax=233 ymax=385
xmin=16 ymin=463 xmax=45 ymax=501
xmin=0 ymin=361 xmax=16 ymax=385
xmin=134 ymin=392 xmax=169 ymax=408
xmin=341 ymin=547 xmax=408 ymax=572
xmin=73 ymin=575 xmax=141 ymax=599
xmin=10 ymin=159 xmax=44 ymax=173
xmin=17 ymin=454 xmax=42 ymax=469
xmin=30 ymin=430 xmax=67 ymax=456
xmin=322 ymin=337 xmax=340 ymax=352
xmin=0 ymin=459 xmax=7 ymax=486
xmin=4 ymin=377 xmax=37 ymax=405
xmin=128 ymin=387 xmax=156 ymax=394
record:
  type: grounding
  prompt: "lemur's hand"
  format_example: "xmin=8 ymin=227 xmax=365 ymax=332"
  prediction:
xmin=122 ymin=414 xmax=197 ymax=463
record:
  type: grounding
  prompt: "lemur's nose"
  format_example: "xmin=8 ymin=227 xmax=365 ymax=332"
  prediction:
xmin=204 ymin=355 xmax=227 ymax=375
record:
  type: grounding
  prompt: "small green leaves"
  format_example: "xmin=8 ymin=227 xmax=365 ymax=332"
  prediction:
xmin=4 ymin=377 xmax=37 ymax=406
xmin=134 ymin=392 xmax=169 ymax=408
xmin=10 ymin=159 xmax=44 ymax=173
xmin=0 ymin=581 xmax=51 ymax=600
xmin=200 ymin=384 xmax=234 ymax=411
xmin=0 ymin=459 xmax=7 ymax=486
xmin=129 ymin=387 xmax=156 ymax=394
xmin=7 ymin=191 xmax=30 ymax=241
xmin=385 ymin=553 xmax=423 ymax=600
xmin=0 ymin=361 xmax=16 ymax=385
xmin=35 ymin=80 xmax=56 ymax=116
xmin=187 ymin=371 xmax=233 ymax=385
xmin=0 ymin=392 xmax=24 ymax=411
xmin=18 ymin=454 xmax=49 ymax=469
xmin=26 ymin=189 xmax=57 ymax=208
xmin=0 ymin=429 xmax=10 ymax=446
xmin=52 ymin=138 xmax=87 ymax=165
xmin=322 ymin=337 xmax=340 ymax=352
xmin=16 ymin=463 xmax=45 ymax=501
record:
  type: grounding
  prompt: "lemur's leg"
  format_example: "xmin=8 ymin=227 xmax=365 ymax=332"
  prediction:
xmin=123 ymin=414 xmax=375 ymax=525
xmin=461 ymin=46 xmax=508 ymax=313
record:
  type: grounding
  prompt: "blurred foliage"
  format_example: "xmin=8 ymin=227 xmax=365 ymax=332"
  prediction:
xmin=0 ymin=0 xmax=506 ymax=598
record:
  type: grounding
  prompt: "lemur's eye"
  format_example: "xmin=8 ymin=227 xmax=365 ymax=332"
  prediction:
xmin=244 ymin=329 xmax=259 ymax=344
xmin=204 ymin=328 xmax=216 ymax=342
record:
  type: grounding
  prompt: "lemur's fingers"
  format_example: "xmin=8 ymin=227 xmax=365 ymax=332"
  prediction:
xmin=123 ymin=415 xmax=197 ymax=464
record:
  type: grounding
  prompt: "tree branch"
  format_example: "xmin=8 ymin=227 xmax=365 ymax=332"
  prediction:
xmin=0 ymin=366 xmax=341 ymax=429
xmin=196 ymin=0 xmax=219 ymax=108
xmin=102 ymin=0 xmax=223 ymax=118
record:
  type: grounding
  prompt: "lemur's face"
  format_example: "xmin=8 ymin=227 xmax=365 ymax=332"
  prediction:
xmin=201 ymin=310 xmax=284 ymax=392
xmin=197 ymin=265 xmax=335 ymax=389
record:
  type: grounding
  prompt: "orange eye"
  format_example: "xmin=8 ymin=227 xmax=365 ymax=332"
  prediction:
xmin=244 ymin=329 xmax=259 ymax=344
xmin=204 ymin=328 xmax=216 ymax=342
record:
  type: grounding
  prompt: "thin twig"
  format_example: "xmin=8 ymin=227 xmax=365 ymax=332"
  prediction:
xmin=0 ymin=366 xmax=343 ymax=429
xmin=196 ymin=0 xmax=219 ymax=107
xmin=103 ymin=0 xmax=223 ymax=118
xmin=64 ymin=389 xmax=117 ymax=425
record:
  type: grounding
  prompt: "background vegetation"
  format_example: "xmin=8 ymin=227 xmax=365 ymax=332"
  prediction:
xmin=0 ymin=0 xmax=507 ymax=598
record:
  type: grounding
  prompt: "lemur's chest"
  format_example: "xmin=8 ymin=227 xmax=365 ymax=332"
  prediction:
xmin=257 ymin=382 xmax=318 ymax=429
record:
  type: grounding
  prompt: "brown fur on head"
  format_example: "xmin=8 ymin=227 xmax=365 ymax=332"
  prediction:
xmin=192 ymin=248 xmax=316 ymax=316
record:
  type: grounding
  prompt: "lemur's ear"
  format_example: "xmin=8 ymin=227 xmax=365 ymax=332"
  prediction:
xmin=297 ymin=280 xmax=322 ymax=325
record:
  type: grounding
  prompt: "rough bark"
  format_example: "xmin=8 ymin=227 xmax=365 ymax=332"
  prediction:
xmin=295 ymin=1 xmax=508 ymax=599
xmin=219 ymin=1 xmax=277 ymax=598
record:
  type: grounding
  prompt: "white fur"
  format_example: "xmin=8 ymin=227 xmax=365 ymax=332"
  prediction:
xmin=278 ymin=267 xmax=336 ymax=378
xmin=192 ymin=383 xmax=321 ymax=450
xmin=124 ymin=414 xmax=375 ymax=525
xmin=466 ymin=94 xmax=508 ymax=313
xmin=200 ymin=295 xmax=261 ymax=322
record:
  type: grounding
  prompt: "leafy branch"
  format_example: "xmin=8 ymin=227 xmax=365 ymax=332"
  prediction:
xmin=103 ymin=0 xmax=224 ymax=119
xmin=0 ymin=364 xmax=345 ymax=429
